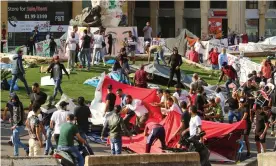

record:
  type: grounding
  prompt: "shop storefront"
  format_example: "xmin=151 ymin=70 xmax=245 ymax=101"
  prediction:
xmin=245 ymin=9 xmax=259 ymax=42
xmin=265 ymin=9 xmax=276 ymax=38
xmin=7 ymin=1 xmax=72 ymax=47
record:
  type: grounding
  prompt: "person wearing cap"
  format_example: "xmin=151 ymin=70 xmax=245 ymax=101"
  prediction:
xmin=101 ymin=105 xmax=132 ymax=155
xmin=188 ymin=46 xmax=199 ymax=63
xmin=50 ymin=101 xmax=71 ymax=146
xmin=10 ymin=47 xmax=31 ymax=95
xmin=190 ymin=73 xmax=208 ymax=93
xmin=47 ymin=55 xmax=69 ymax=99
xmin=104 ymin=84 xmax=117 ymax=121
xmin=167 ymin=47 xmax=182 ymax=89
xmin=134 ymin=64 xmax=152 ymax=88
xmin=125 ymin=31 xmax=137 ymax=64
xmin=172 ymin=84 xmax=189 ymax=105
xmin=74 ymin=97 xmax=92 ymax=140
xmin=58 ymin=114 xmax=86 ymax=166
xmin=218 ymin=62 xmax=239 ymax=95
xmin=10 ymin=94 xmax=30 ymax=156
xmin=253 ymin=103 xmax=269 ymax=153
xmin=218 ymin=48 xmax=228 ymax=69
xmin=239 ymin=97 xmax=252 ymax=157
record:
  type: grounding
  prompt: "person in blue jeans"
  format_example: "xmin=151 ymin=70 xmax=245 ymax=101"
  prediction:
xmin=10 ymin=47 xmax=30 ymax=95
xmin=58 ymin=114 xmax=86 ymax=166
xmin=9 ymin=94 xmax=29 ymax=156
xmin=101 ymin=105 xmax=132 ymax=155
xmin=80 ymin=29 xmax=92 ymax=70
xmin=226 ymin=91 xmax=241 ymax=124
xmin=144 ymin=122 xmax=166 ymax=153
xmin=40 ymin=96 xmax=57 ymax=155
xmin=47 ymin=56 xmax=69 ymax=99
xmin=218 ymin=62 xmax=239 ymax=95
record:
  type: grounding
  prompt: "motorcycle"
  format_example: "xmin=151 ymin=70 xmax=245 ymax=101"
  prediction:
xmin=53 ymin=135 xmax=94 ymax=166
xmin=165 ymin=131 xmax=211 ymax=166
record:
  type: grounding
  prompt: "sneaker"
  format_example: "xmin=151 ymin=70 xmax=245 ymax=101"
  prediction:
xmin=271 ymin=131 xmax=275 ymax=136
xmin=246 ymin=152 xmax=251 ymax=158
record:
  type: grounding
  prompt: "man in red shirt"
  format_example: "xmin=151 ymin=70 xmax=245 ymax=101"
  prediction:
xmin=134 ymin=65 xmax=151 ymax=88
xmin=188 ymin=46 xmax=199 ymax=63
xmin=208 ymin=48 xmax=219 ymax=70
xmin=218 ymin=62 xmax=239 ymax=95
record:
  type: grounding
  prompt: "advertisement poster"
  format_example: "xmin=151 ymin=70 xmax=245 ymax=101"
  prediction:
xmin=208 ymin=18 xmax=222 ymax=39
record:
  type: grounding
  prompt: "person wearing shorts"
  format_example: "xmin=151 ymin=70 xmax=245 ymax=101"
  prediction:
xmin=254 ymin=104 xmax=269 ymax=153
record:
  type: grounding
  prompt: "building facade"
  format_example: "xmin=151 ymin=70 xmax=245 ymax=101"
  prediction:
xmin=1 ymin=0 xmax=276 ymax=44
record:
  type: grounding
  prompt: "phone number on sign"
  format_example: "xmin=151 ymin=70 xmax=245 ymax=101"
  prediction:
xmin=24 ymin=14 xmax=47 ymax=19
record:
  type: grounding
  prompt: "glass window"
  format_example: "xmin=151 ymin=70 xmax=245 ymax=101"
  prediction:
xmin=135 ymin=1 xmax=150 ymax=8
xmin=246 ymin=1 xmax=258 ymax=9
xmin=159 ymin=1 xmax=174 ymax=9
xmin=265 ymin=18 xmax=276 ymax=37
xmin=184 ymin=1 xmax=200 ymax=8
xmin=245 ymin=19 xmax=259 ymax=42
xmin=269 ymin=1 xmax=276 ymax=9
xmin=210 ymin=1 xmax=227 ymax=9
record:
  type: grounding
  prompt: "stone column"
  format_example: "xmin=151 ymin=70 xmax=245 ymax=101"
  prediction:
xmin=200 ymin=0 xmax=210 ymax=39
xmin=150 ymin=1 xmax=159 ymax=37
xmin=228 ymin=0 xmax=246 ymax=34
xmin=259 ymin=1 xmax=267 ymax=37
xmin=127 ymin=1 xmax=135 ymax=26
xmin=175 ymin=1 xmax=184 ymax=37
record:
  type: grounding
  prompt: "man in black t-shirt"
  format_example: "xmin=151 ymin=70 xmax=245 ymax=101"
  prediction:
xmin=74 ymin=97 xmax=92 ymax=139
xmin=226 ymin=91 xmax=240 ymax=124
xmin=242 ymin=79 xmax=257 ymax=109
xmin=80 ymin=29 xmax=92 ymax=70
xmin=26 ymin=37 xmax=35 ymax=55
xmin=239 ymin=98 xmax=251 ymax=157
xmin=167 ymin=47 xmax=182 ymax=89
xmin=29 ymin=83 xmax=47 ymax=111
xmin=195 ymin=87 xmax=206 ymax=118
xmin=104 ymin=84 xmax=116 ymax=121
xmin=47 ymin=37 xmax=57 ymax=57
xmin=254 ymin=104 xmax=269 ymax=153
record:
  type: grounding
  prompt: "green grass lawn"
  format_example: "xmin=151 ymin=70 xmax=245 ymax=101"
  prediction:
xmin=249 ymin=57 xmax=265 ymax=64
xmin=1 ymin=61 xmax=220 ymax=109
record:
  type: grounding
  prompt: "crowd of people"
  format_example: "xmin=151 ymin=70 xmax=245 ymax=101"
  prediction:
xmin=2 ymin=22 xmax=276 ymax=166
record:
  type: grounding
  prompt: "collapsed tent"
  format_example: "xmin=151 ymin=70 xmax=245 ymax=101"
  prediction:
xmin=165 ymin=29 xmax=199 ymax=55
xmin=122 ymin=111 xmax=246 ymax=162
xmin=89 ymin=74 xmax=162 ymax=125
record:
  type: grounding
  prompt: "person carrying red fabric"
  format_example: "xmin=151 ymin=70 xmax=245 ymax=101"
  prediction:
xmin=218 ymin=62 xmax=239 ymax=95
xmin=134 ymin=65 xmax=152 ymax=88
xmin=208 ymin=47 xmax=219 ymax=70
xmin=188 ymin=46 xmax=199 ymax=63
xmin=144 ymin=122 xmax=166 ymax=153
xmin=261 ymin=59 xmax=272 ymax=80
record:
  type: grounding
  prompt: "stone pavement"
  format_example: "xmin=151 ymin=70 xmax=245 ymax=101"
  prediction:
xmin=1 ymin=121 xmax=275 ymax=166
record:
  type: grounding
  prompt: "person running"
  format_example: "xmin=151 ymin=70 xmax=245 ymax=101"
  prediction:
xmin=65 ymin=32 xmax=77 ymax=71
xmin=27 ymin=102 xmax=43 ymax=156
xmin=218 ymin=62 xmax=239 ymax=95
xmin=47 ymin=56 xmax=69 ymax=99
xmin=167 ymin=47 xmax=182 ymax=89
xmin=10 ymin=94 xmax=29 ymax=156
xmin=10 ymin=47 xmax=30 ymax=95
xmin=144 ymin=122 xmax=166 ymax=153
xmin=57 ymin=114 xmax=86 ymax=166
xmin=101 ymin=105 xmax=132 ymax=155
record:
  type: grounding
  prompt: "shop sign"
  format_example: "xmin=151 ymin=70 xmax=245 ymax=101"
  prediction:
xmin=209 ymin=10 xmax=227 ymax=17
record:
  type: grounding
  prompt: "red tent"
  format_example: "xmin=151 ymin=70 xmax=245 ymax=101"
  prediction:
xmin=122 ymin=111 xmax=246 ymax=162
xmin=101 ymin=76 xmax=162 ymax=123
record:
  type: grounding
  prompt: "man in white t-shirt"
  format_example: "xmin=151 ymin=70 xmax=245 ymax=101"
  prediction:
xmin=194 ymin=38 xmax=205 ymax=63
xmin=124 ymin=95 xmax=148 ymax=134
xmin=50 ymin=101 xmax=70 ymax=146
xmin=163 ymin=97 xmax=182 ymax=115
xmin=92 ymin=30 xmax=104 ymax=66
xmin=172 ymin=84 xmax=189 ymax=105
xmin=65 ymin=32 xmax=77 ymax=71
xmin=187 ymin=106 xmax=202 ymax=137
